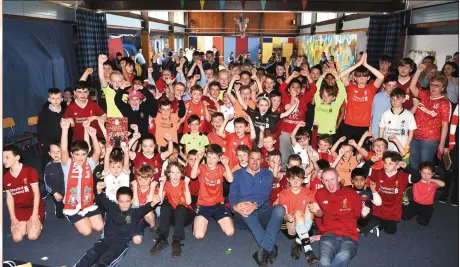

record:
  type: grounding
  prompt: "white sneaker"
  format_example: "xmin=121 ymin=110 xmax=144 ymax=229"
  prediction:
xmin=370 ymin=227 xmax=379 ymax=237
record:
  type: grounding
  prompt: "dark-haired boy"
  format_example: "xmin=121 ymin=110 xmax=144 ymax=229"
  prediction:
xmin=371 ymin=74 xmax=398 ymax=139
xmin=63 ymin=81 xmax=106 ymax=141
xmin=74 ymin=186 xmax=161 ymax=267
xmin=379 ymin=55 xmax=392 ymax=77
xmin=397 ymin=58 xmax=421 ymax=112
xmin=183 ymin=85 xmax=211 ymax=134
xmin=338 ymin=52 xmax=384 ymax=141
xmin=180 ymin=115 xmax=209 ymax=154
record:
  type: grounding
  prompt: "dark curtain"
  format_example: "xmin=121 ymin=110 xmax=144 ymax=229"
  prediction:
xmin=3 ymin=18 xmax=77 ymax=135
xmin=76 ymin=10 xmax=109 ymax=80
xmin=366 ymin=14 xmax=401 ymax=72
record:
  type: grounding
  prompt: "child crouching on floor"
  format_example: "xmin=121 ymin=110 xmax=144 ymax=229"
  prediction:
xmin=402 ymin=162 xmax=445 ymax=226
xmin=74 ymin=186 xmax=161 ymax=267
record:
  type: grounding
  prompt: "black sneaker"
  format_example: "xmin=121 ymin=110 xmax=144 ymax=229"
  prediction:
xmin=268 ymin=245 xmax=278 ymax=264
xmin=150 ymin=238 xmax=169 ymax=255
xmin=171 ymin=240 xmax=182 ymax=258
xmin=305 ymin=250 xmax=319 ymax=265
xmin=438 ymin=196 xmax=448 ymax=204
xmin=291 ymin=242 xmax=302 ymax=260
xmin=252 ymin=247 xmax=269 ymax=267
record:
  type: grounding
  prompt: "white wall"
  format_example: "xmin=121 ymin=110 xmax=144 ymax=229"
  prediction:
xmin=4 ymin=0 xmax=76 ymax=21
xmin=405 ymin=34 xmax=459 ymax=69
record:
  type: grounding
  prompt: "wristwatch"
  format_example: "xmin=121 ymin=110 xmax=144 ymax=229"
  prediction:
xmin=254 ymin=202 xmax=259 ymax=210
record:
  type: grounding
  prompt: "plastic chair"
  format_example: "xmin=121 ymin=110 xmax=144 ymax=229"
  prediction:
xmin=3 ymin=117 xmax=38 ymax=155
xmin=28 ymin=116 xmax=42 ymax=155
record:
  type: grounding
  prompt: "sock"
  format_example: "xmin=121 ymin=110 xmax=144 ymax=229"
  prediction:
xmin=295 ymin=222 xmax=312 ymax=252
xmin=295 ymin=237 xmax=301 ymax=244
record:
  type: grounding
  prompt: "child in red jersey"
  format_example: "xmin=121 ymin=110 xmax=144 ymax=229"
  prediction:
xmin=207 ymin=112 xmax=227 ymax=151
xmin=338 ymin=52 xmax=384 ymax=141
xmin=271 ymin=154 xmax=303 ymax=206
xmin=131 ymin=165 xmax=157 ymax=245
xmin=258 ymin=129 xmax=277 ymax=168
xmin=402 ymin=162 xmax=444 ymax=226
xmin=316 ymin=134 xmax=334 ymax=163
xmin=185 ymin=150 xmax=200 ymax=208
xmin=218 ymin=115 xmax=256 ymax=170
xmin=152 ymin=162 xmax=196 ymax=258
xmin=63 ymin=81 xmax=106 ymax=141
xmin=3 ymin=146 xmax=45 ymax=242
xmin=60 ymin=118 xmax=104 ymax=236
xmin=183 ymin=85 xmax=211 ymax=134
xmin=365 ymin=151 xmax=421 ymax=234
xmin=129 ymin=132 xmax=173 ymax=182
xmin=233 ymin=145 xmax=250 ymax=172
xmin=278 ymin=166 xmax=319 ymax=265
xmin=190 ymin=145 xmax=234 ymax=239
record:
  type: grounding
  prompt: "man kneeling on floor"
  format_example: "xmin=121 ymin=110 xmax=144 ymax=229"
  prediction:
xmin=313 ymin=167 xmax=371 ymax=267
xmin=74 ymin=185 xmax=161 ymax=267
xmin=229 ymin=149 xmax=285 ymax=267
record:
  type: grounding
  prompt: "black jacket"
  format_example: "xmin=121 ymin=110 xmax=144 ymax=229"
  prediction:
xmin=37 ymin=106 xmax=65 ymax=142
xmin=44 ymin=162 xmax=65 ymax=196
xmin=95 ymin=193 xmax=155 ymax=243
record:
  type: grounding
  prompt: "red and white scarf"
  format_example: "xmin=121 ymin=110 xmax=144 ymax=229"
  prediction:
xmin=63 ymin=160 xmax=97 ymax=216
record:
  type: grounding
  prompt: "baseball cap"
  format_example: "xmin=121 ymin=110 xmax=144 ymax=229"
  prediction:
xmin=128 ymin=90 xmax=144 ymax=100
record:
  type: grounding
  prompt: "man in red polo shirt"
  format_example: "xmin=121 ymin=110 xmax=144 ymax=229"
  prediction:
xmin=312 ymin=168 xmax=368 ymax=267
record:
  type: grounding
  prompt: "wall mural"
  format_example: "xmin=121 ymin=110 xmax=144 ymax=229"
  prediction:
xmin=297 ymin=34 xmax=357 ymax=72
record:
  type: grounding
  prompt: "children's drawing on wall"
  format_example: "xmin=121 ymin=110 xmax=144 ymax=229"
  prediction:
xmin=297 ymin=34 xmax=357 ymax=72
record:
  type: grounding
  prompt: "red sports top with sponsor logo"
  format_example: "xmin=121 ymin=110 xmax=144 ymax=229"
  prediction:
xmin=344 ymin=83 xmax=378 ymax=127
xmin=278 ymin=187 xmax=316 ymax=214
xmin=133 ymin=152 xmax=162 ymax=181
xmin=414 ymin=90 xmax=451 ymax=141
xmin=164 ymin=180 xmax=193 ymax=210
xmin=63 ymin=100 xmax=105 ymax=140
xmin=369 ymin=168 xmax=410 ymax=221
xmin=197 ymin=164 xmax=225 ymax=206
xmin=315 ymin=186 xmax=361 ymax=241
xmin=224 ymin=133 xmax=253 ymax=170
xmin=398 ymin=78 xmax=421 ymax=111
xmin=183 ymin=100 xmax=207 ymax=133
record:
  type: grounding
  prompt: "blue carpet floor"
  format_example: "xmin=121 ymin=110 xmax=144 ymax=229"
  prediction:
xmin=3 ymin=148 xmax=459 ymax=267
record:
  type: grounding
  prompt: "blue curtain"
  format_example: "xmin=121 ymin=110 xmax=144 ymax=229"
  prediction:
xmin=76 ymin=10 xmax=109 ymax=80
xmin=366 ymin=14 xmax=401 ymax=72
xmin=3 ymin=18 xmax=78 ymax=135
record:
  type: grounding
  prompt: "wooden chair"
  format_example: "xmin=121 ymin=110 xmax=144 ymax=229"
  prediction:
xmin=3 ymin=117 xmax=39 ymax=155
xmin=28 ymin=116 xmax=42 ymax=154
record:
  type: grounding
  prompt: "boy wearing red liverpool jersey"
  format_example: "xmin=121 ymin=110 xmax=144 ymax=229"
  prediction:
xmin=3 ymin=146 xmax=45 ymax=242
xmin=63 ymin=81 xmax=106 ymax=141
xmin=338 ymin=52 xmax=384 ymax=141
xmin=183 ymin=85 xmax=211 ymax=134
xmin=190 ymin=145 xmax=234 ymax=239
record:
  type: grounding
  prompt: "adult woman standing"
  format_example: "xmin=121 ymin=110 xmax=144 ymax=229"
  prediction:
xmin=441 ymin=62 xmax=459 ymax=104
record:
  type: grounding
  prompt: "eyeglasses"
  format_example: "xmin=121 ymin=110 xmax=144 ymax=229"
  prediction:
xmin=430 ymin=83 xmax=443 ymax=88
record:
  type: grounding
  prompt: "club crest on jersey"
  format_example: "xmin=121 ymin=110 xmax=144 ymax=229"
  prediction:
xmin=23 ymin=177 xmax=28 ymax=185
xmin=342 ymin=198 xmax=348 ymax=209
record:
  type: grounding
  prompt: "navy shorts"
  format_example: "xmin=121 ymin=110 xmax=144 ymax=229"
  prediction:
xmin=196 ymin=203 xmax=230 ymax=221
xmin=66 ymin=208 xmax=102 ymax=224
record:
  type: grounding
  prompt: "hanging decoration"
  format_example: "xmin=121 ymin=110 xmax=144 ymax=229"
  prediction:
xmin=235 ymin=13 xmax=249 ymax=39
xmin=282 ymin=0 xmax=287 ymax=9
xmin=220 ymin=0 xmax=225 ymax=10
xmin=260 ymin=0 xmax=266 ymax=10
xmin=302 ymin=0 xmax=307 ymax=10
xmin=200 ymin=0 xmax=205 ymax=10
xmin=241 ymin=0 xmax=246 ymax=9
xmin=180 ymin=0 xmax=184 ymax=8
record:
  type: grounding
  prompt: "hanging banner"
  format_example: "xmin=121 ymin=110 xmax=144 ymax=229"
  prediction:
xmin=302 ymin=0 xmax=307 ymax=10
xmin=260 ymin=0 xmax=266 ymax=10
xmin=241 ymin=0 xmax=246 ymax=9
xmin=200 ymin=0 xmax=205 ymax=10
xmin=180 ymin=0 xmax=184 ymax=8
xmin=220 ymin=0 xmax=225 ymax=10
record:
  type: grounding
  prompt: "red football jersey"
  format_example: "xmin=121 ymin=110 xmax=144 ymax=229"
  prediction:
xmin=397 ymin=78 xmax=421 ymax=111
xmin=369 ymin=168 xmax=410 ymax=221
xmin=197 ymin=164 xmax=225 ymax=206
xmin=3 ymin=165 xmax=45 ymax=221
xmin=344 ymin=83 xmax=378 ymax=127
xmin=414 ymin=91 xmax=452 ymax=141
xmin=164 ymin=180 xmax=193 ymax=210
xmin=63 ymin=100 xmax=105 ymax=140
xmin=133 ymin=152 xmax=162 ymax=181
xmin=278 ymin=187 xmax=316 ymax=214
xmin=183 ymin=100 xmax=207 ymax=133
xmin=185 ymin=165 xmax=199 ymax=196
xmin=224 ymin=133 xmax=253 ymax=170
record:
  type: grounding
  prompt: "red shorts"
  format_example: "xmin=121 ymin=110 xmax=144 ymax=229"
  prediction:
xmin=15 ymin=205 xmax=45 ymax=222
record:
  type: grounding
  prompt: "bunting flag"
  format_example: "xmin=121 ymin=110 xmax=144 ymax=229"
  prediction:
xmin=220 ymin=0 xmax=225 ymax=10
xmin=180 ymin=0 xmax=184 ymax=8
xmin=302 ymin=0 xmax=307 ymax=10
xmin=241 ymin=0 xmax=246 ymax=9
xmin=260 ymin=0 xmax=266 ymax=10
xmin=282 ymin=0 xmax=287 ymax=9
xmin=200 ymin=0 xmax=205 ymax=10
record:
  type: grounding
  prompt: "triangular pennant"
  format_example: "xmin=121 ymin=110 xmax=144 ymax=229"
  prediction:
xmin=241 ymin=0 xmax=246 ymax=9
xmin=282 ymin=0 xmax=287 ymax=9
xmin=180 ymin=0 xmax=184 ymax=8
xmin=220 ymin=0 xmax=225 ymax=10
xmin=200 ymin=0 xmax=205 ymax=10
xmin=302 ymin=0 xmax=307 ymax=10
xmin=260 ymin=0 xmax=266 ymax=10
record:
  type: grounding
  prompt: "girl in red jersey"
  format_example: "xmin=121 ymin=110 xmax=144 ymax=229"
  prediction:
xmin=129 ymin=131 xmax=173 ymax=182
xmin=3 ymin=146 xmax=45 ymax=242
xmin=131 ymin=165 xmax=158 ymax=245
xmin=151 ymin=162 xmax=196 ymax=258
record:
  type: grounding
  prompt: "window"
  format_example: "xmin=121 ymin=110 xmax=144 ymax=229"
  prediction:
xmin=301 ymin=12 xmax=312 ymax=25
xmin=345 ymin=13 xmax=356 ymax=16
xmin=174 ymin=12 xmax=185 ymax=24
xmin=130 ymin=11 xmax=141 ymax=15
xmin=316 ymin=12 xmax=337 ymax=22
xmin=148 ymin=11 xmax=168 ymax=21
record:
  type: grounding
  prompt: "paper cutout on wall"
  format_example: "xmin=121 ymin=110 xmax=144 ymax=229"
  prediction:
xmin=200 ymin=0 xmax=205 ymax=10
xmin=297 ymin=34 xmax=357 ymax=72
xmin=260 ymin=0 xmax=266 ymax=10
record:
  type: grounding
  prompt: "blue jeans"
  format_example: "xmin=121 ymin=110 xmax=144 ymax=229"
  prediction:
xmin=319 ymin=233 xmax=358 ymax=267
xmin=410 ymin=139 xmax=439 ymax=169
xmin=242 ymin=203 xmax=285 ymax=251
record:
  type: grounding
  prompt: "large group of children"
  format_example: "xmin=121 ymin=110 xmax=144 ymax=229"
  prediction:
xmin=3 ymin=47 xmax=459 ymax=267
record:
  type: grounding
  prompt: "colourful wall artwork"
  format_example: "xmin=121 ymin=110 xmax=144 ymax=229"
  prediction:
xmin=297 ymin=34 xmax=357 ymax=72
